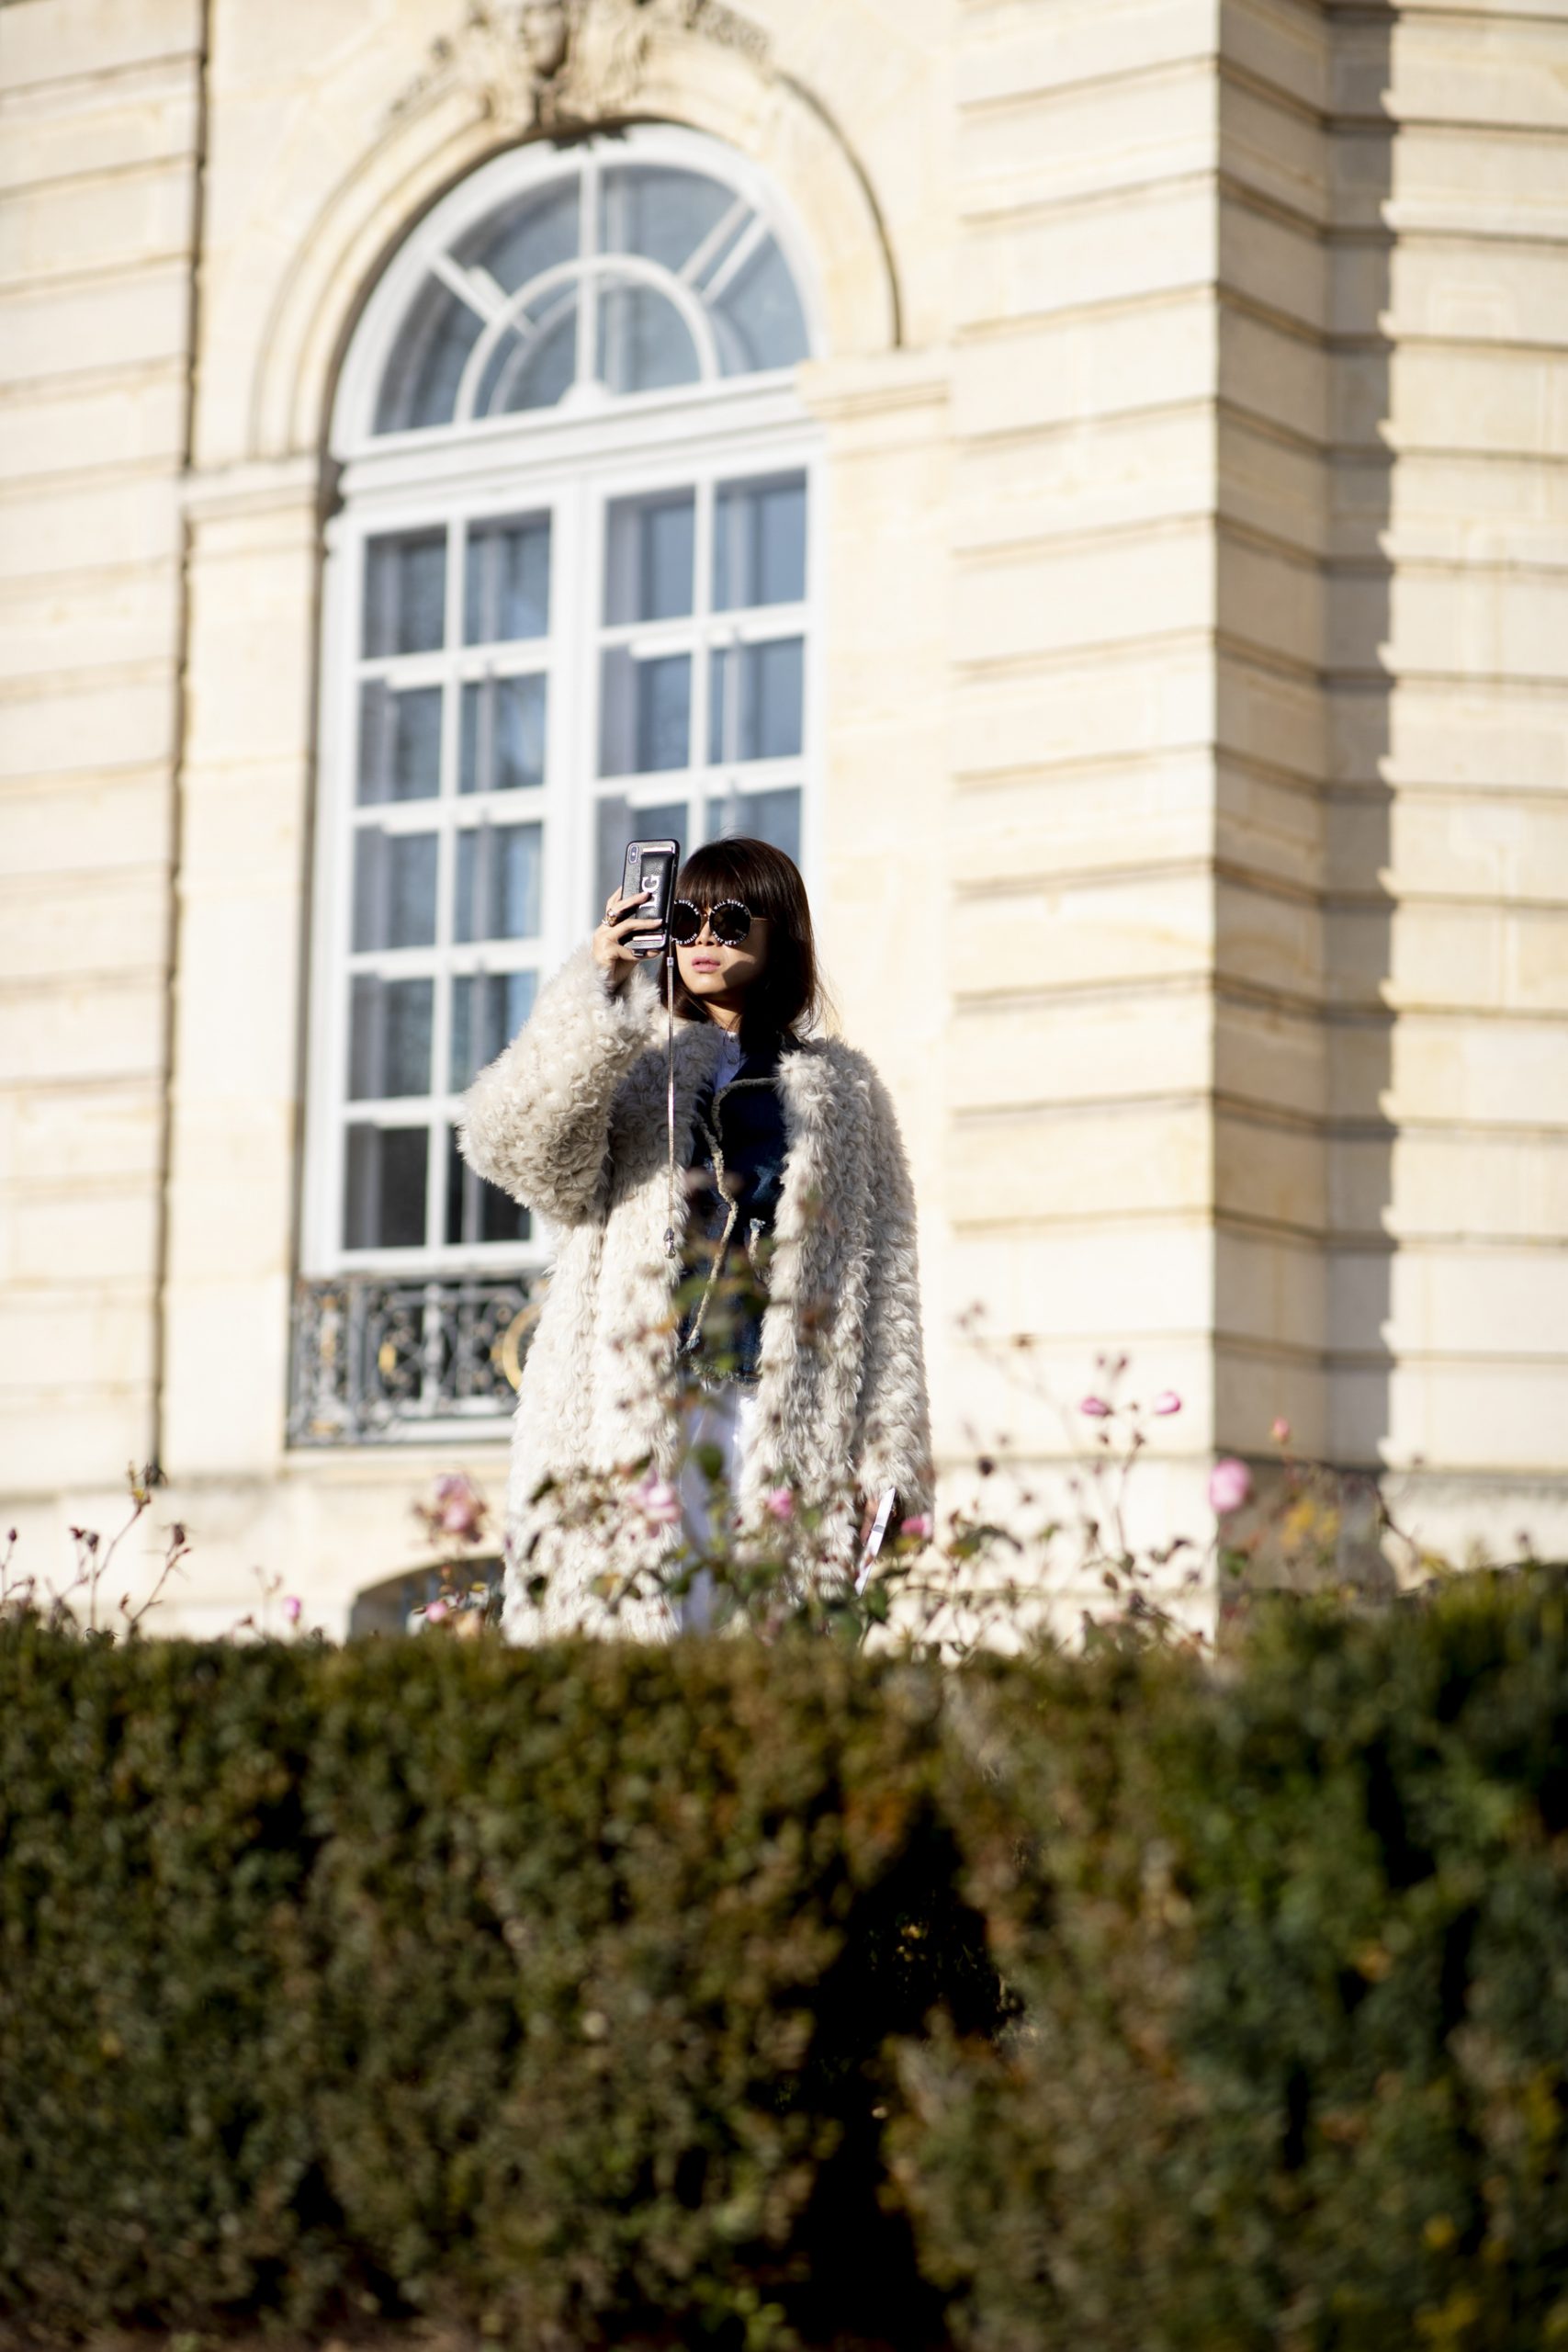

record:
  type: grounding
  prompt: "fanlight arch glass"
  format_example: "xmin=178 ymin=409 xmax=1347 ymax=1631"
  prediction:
xmin=374 ymin=155 xmax=810 ymax=435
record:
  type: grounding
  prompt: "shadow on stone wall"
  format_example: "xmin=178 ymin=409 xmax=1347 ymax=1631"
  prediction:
xmin=1327 ymin=15 xmax=1396 ymax=1577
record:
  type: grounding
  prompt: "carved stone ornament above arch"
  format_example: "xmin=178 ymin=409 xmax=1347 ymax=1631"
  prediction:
xmin=248 ymin=0 xmax=900 ymax=463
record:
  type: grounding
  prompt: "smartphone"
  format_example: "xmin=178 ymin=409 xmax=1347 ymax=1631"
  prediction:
xmin=620 ymin=837 xmax=681 ymax=957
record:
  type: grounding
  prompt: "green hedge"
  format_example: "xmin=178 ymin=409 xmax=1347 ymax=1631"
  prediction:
xmin=0 ymin=1634 xmax=998 ymax=2347
xmin=895 ymin=1576 xmax=1568 ymax=2352
xmin=3 ymin=1576 xmax=1567 ymax=2350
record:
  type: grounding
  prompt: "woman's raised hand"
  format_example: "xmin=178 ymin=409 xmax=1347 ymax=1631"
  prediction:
xmin=592 ymin=888 xmax=656 ymax=990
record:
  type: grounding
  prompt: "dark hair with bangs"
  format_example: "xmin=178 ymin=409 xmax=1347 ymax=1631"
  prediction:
xmin=660 ymin=837 xmax=823 ymax=1044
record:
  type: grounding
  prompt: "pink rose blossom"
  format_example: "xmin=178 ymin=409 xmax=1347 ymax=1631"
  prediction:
xmin=1208 ymin=1457 xmax=1253 ymax=1515
xmin=283 ymin=1595 xmax=302 ymax=1625
xmin=1271 ymin=1417 xmax=1292 ymax=1444
xmin=901 ymin=1513 xmax=931 ymax=1540
xmin=634 ymin=1471 xmax=682 ymax=1529
xmin=432 ymin=1474 xmax=486 ymax=1544
xmin=1151 ymin=1391 xmax=1182 ymax=1418
xmin=1079 ymin=1396 xmax=1111 ymax=1419
xmin=762 ymin=1487 xmax=795 ymax=1521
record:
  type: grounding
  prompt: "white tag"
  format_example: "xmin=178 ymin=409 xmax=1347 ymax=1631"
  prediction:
xmin=855 ymin=1487 xmax=898 ymax=1592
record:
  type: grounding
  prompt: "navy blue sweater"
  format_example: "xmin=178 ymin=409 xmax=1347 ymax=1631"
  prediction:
xmin=675 ymin=1033 xmax=793 ymax=1385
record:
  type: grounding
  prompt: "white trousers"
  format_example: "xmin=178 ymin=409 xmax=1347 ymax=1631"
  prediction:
xmin=674 ymin=1383 xmax=759 ymax=1634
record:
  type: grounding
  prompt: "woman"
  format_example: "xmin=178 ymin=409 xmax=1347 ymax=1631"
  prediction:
xmin=458 ymin=838 xmax=931 ymax=1640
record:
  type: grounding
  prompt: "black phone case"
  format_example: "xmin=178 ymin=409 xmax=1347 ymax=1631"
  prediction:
xmin=620 ymin=838 xmax=681 ymax=956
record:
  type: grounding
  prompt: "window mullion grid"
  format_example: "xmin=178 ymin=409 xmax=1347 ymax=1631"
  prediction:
xmin=430 ymin=518 xmax=462 ymax=1261
xmin=343 ymin=539 xmax=392 ymax=1251
xmin=703 ymin=210 xmax=768 ymax=308
xmin=476 ymin=662 xmax=494 ymax=802
xmin=601 ymin=764 xmax=701 ymax=802
xmin=800 ymin=451 xmax=820 ymax=873
xmin=719 ymin=472 xmax=747 ymax=796
xmin=357 ymin=648 xmax=447 ymax=686
xmin=682 ymin=195 xmax=750 ymax=295
xmin=589 ymin=475 xmax=615 ymax=880
xmin=455 ymin=640 xmax=550 ymax=675
xmin=479 ymin=521 xmax=497 ymax=648
xmin=598 ymin=615 xmax=697 ymax=650
xmin=596 ymin=493 xmax=612 ymax=820
xmin=713 ymin=601 xmax=808 ymax=646
xmin=555 ymin=475 xmax=591 ymax=956
xmin=576 ymin=156 xmax=598 ymax=390
xmin=321 ymin=526 xmax=364 ymax=1276
xmin=692 ymin=472 xmax=715 ymax=852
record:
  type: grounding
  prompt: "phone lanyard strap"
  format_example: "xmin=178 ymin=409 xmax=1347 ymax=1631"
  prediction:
xmin=664 ymin=942 xmax=678 ymax=1259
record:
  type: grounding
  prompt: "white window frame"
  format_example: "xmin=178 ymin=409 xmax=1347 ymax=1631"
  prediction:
xmin=300 ymin=127 xmax=826 ymax=1283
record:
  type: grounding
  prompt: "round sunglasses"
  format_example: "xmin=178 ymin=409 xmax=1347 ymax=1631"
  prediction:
xmin=670 ymin=898 xmax=755 ymax=946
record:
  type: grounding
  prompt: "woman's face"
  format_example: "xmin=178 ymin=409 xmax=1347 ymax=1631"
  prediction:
xmin=674 ymin=904 xmax=771 ymax=1015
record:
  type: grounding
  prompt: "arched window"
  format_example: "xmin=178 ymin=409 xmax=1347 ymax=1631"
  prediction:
xmin=292 ymin=129 xmax=820 ymax=1441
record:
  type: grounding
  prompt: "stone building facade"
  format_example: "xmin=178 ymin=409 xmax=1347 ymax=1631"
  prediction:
xmin=3 ymin=0 xmax=1565 ymax=1630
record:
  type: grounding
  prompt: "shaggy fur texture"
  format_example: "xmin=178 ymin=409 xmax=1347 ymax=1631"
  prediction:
xmin=457 ymin=945 xmax=933 ymax=1640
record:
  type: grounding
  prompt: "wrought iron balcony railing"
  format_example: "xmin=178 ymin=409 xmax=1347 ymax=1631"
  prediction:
xmin=287 ymin=1272 xmax=537 ymax=1446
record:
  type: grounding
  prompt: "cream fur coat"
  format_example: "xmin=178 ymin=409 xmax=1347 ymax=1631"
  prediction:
xmin=457 ymin=945 xmax=932 ymax=1641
